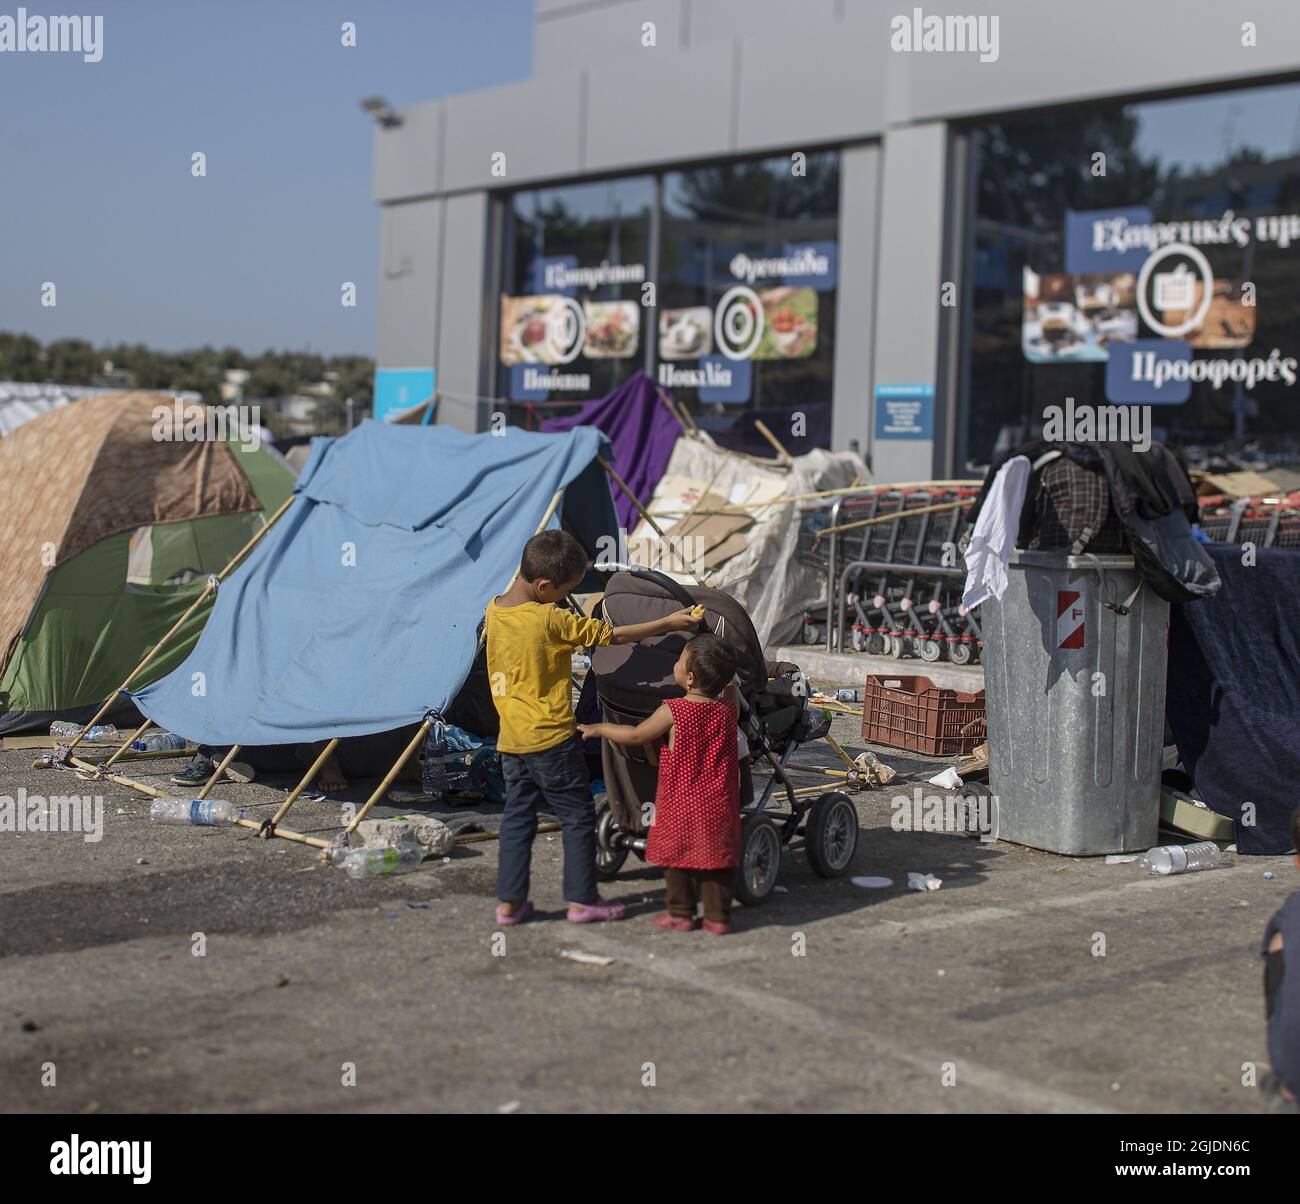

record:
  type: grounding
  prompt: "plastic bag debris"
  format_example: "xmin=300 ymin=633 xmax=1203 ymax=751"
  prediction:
xmin=907 ymin=871 xmax=942 ymax=892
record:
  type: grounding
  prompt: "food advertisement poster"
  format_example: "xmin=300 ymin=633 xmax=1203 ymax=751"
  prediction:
xmin=1023 ymin=206 xmax=1294 ymax=404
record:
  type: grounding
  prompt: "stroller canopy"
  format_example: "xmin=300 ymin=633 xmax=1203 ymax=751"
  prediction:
xmin=130 ymin=421 xmax=616 ymax=746
xmin=591 ymin=570 xmax=767 ymax=718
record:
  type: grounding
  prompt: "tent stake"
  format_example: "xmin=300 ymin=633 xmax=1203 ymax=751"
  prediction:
xmin=59 ymin=494 xmax=295 ymax=761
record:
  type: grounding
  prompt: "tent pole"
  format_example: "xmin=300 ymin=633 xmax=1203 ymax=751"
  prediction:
xmin=260 ymin=738 xmax=340 ymax=838
xmin=59 ymin=494 xmax=295 ymax=761
xmin=235 ymin=817 xmax=331 ymax=849
xmin=752 ymin=419 xmax=793 ymax=464
xmin=343 ymin=722 xmax=430 ymax=835
xmin=654 ymin=384 xmax=696 ymax=433
xmin=597 ymin=456 xmax=706 ymax=586
xmin=69 ymin=755 xmax=172 ymax=799
xmin=103 ymin=719 xmax=152 ymax=769
xmin=196 ymin=745 xmax=240 ymax=800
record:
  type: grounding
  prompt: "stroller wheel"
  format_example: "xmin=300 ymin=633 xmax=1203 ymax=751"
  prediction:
xmin=918 ymin=638 xmax=944 ymax=663
xmin=735 ymin=814 xmax=781 ymax=906
xmin=802 ymin=621 xmax=823 ymax=645
xmin=865 ymin=632 xmax=887 ymax=656
xmin=805 ymin=793 xmax=859 ymax=877
xmin=850 ymin=627 xmax=868 ymax=652
xmin=594 ymin=801 xmax=629 ymax=879
xmin=949 ymin=641 xmax=973 ymax=666
xmin=888 ymin=634 xmax=906 ymax=659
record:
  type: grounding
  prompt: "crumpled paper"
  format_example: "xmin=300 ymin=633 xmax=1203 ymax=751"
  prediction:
xmin=907 ymin=871 xmax=943 ymax=892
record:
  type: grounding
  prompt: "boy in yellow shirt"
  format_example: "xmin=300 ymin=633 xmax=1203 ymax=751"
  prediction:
xmin=486 ymin=530 xmax=698 ymax=925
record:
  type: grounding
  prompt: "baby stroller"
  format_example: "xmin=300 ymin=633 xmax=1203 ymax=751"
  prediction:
xmin=588 ymin=569 xmax=860 ymax=905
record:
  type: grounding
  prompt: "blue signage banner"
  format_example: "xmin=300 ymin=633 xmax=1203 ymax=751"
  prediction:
xmin=373 ymin=368 xmax=435 ymax=422
xmin=698 ymin=355 xmax=751 ymax=404
xmin=874 ymin=384 xmax=934 ymax=440
xmin=1064 ymin=206 xmax=1154 ymax=274
xmin=781 ymin=240 xmax=838 ymax=292
xmin=1105 ymin=339 xmax=1192 ymax=404
xmin=530 ymin=255 xmax=578 ymax=297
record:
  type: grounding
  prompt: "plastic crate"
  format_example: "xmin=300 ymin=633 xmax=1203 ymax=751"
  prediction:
xmin=861 ymin=674 xmax=986 ymax=757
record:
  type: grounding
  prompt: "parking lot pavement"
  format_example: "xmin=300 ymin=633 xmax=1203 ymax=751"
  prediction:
xmin=0 ymin=714 xmax=1290 ymax=1114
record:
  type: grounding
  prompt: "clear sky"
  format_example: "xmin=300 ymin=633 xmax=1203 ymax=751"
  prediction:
xmin=0 ymin=0 xmax=534 ymax=357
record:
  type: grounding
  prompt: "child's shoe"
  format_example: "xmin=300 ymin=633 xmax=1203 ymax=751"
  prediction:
xmin=701 ymin=919 xmax=732 ymax=935
xmin=495 ymin=900 xmax=534 ymax=926
xmin=566 ymin=897 xmax=626 ymax=923
xmin=652 ymin=912 xmax=696 ymax=932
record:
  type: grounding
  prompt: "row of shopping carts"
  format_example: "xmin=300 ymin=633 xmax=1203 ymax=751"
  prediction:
xmin=1196 ymin=492 xmax=1300 ymax=549
xmin=796 ymin=484 xmax=984 ymax=664
xmin=796 ymin=482 xmax=1300 ymax=665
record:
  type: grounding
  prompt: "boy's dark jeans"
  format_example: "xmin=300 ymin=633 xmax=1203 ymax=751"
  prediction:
xmin=498 ymin=735 xmax=596 ymax=906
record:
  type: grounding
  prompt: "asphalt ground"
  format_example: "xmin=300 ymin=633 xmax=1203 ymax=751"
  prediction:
xmin=0 ymin=711 xmax=1291 ymax=1114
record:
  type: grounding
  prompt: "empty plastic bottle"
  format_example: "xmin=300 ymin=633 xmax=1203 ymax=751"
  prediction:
xmin=330 ymin=841 xmax=428 ymax=879
xmin=150 ymin=798 xmax=245 ymax=826
xmin=49 ymin=721 xmax=123 ymax=743
xmin=1139 ymin=841 xmax=1223 ymax=876
xmin=131 ymin=731 xmax=191 ymax=753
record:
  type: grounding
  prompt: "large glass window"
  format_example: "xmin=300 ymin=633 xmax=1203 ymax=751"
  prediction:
xmin=962 ymin=81 xmax=1300 ymax=475
xmin=493 ymin=151 xmax=841 ymax=454
xmin=658 ymin=152 xmax=840 ymax=453
xmin=498 ymin=176 xmax=654 ymax=410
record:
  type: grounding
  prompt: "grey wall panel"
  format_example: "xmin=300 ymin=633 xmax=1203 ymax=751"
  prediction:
xmin=845 ymin=0 xmax=1300 ymax=126
xmin=690 ymin=0 xmax=839 ymax=51
xmin=736 ymin=27 xmax=885 ymax=151
xmin=442 ymin=74 xmax=586 ymax=194
xmin=869 ymin=122 xmax=947 ymax=483
xmin=433 ymin=193 xmax=491 ymax=433
xmin=371 ymin=101 xmax=443 ymax=203
xmin=585 ymin=41 xmax=737 ymax=174
xmin=375 ymin=198 xmax=442 ymax=371
xmin=831 ymin=143 xmax=879 ymax=453
xmin=534 ymin=0 xmax=683 ymax=77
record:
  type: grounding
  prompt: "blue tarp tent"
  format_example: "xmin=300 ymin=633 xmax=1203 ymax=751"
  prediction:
xmin=130 ymin=421 xmax=617 ymax=746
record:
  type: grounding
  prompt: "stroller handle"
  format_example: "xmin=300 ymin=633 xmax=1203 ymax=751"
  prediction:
xmin=597 ymin=563 xmax=701 ymax=611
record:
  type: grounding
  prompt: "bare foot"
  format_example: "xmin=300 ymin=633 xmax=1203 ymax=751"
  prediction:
xmin=318 ymin=755 xmax=348 ymax=793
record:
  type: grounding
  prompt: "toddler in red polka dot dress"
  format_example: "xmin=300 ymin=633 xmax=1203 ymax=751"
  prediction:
xmin=579 ymin=633 xmax=742 ymax=934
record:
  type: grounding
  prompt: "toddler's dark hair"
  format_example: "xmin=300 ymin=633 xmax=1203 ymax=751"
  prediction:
xmin=684 ymin=632 xmax=738 ymax=697
xmin=520 ymin=530 xmax=588 ymax=585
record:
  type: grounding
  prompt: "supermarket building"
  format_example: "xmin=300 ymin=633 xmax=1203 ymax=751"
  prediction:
xmin=370 ymin=0 xmax=1300 ymax=480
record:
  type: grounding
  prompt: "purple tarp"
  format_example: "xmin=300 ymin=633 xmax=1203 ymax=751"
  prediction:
xmin=541 ymin=372 xmax=680 ymax=531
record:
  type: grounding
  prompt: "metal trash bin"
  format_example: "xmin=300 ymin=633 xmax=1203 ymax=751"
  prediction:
xmin=980 ymin=551 xmax=1168 ymax=855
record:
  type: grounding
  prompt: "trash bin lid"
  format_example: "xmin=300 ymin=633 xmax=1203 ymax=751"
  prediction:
xmin=1009 ymin=549 xmax=1135 ymax=570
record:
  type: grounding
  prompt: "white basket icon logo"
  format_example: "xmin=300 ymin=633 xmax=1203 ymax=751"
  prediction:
xmin=714 ymin=285 xmax=763 ymax=361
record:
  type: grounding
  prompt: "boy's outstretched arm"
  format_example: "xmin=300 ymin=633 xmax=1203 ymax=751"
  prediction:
xmin=579 ymin=705 xmax=673 ymax=746
xmin=609 ymin=607 xmax=700 ymax=645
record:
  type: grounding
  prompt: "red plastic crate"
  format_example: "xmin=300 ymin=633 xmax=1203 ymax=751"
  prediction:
xmin=861 ymin=674 xmax=986 ymax=757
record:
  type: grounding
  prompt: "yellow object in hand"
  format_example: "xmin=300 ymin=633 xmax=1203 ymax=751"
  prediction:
xmin=690 ymin=605 xmax=706 ymax=618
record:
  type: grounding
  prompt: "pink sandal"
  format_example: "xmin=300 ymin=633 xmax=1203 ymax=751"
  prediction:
xmin=566 ymin=897 xmax=626 ymax=923
xmin=652 ymin=912 xmax=697 ymax=932
xmin=495 ymin=900 xmax=534 ymax=926
xmin=701 ymin=919 xmax=732 ymax=935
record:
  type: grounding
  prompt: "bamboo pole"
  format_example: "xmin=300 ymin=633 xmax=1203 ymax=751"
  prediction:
xmin=104 ymin=719 xmax=152 ymax=769
xmin=752 ymin=418 xmax=793 ymax=464
xmin=455 ymin=822 xmax=562 ymax=845
xmin=197 ymin=745 xmax=240 ymax=801
xmin=60 ymin=494 xmax=295 ymax=760
xmin=261 ymin=738 xmax=340 ymax=837
xmin=235 ymin=816 xmax=331 ymax=849
xmin=654 ymin=384 xmax=697 ymax=433
xmin=598 ymin=456 xmax=706 ymax=585
xmin=343 ymin=721 xmax=430 ymax=835
xmin=813 ymin=498 xmax=969 ymax=543
xmin=824 ymin=733 xmax=859 ymax=772
xmin=69 ymin=756 xmax=172 ymax=799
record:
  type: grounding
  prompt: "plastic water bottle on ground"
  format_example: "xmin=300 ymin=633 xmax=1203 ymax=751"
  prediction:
xmin=49 ymin=721 xmax=123 ymax=743
xmin=1139 ymin=841 xmax=1223 ymax=876
xmin=330 ymin=841 xmax=428 ymax=878
xmin=150 ymin=798 xmax=245 ymax=826
xmin=131 ymin=731 xmax=191 ymax=753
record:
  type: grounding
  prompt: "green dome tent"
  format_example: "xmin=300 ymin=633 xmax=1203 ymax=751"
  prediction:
xmin=0 ymin=392 xmax=294 ymax=735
